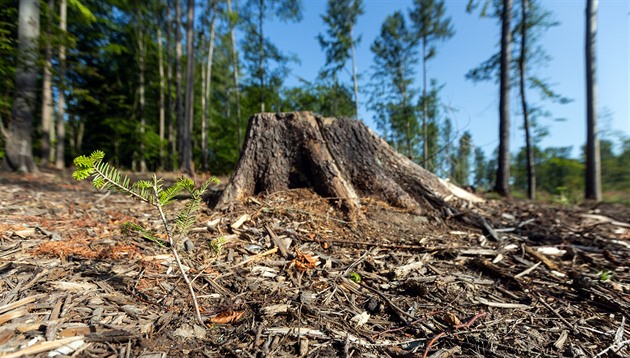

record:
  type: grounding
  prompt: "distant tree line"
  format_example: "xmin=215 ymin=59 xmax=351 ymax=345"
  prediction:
xmin=1 ymin=0 xmax=623 ymax=202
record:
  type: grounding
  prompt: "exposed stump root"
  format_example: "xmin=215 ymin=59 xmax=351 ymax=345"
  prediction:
xmin=215 ymin=111 xmax=482 ymax=220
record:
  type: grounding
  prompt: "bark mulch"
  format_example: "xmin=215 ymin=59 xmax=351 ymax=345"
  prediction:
xmin=0 ymin=172 xmax=628 ymax=357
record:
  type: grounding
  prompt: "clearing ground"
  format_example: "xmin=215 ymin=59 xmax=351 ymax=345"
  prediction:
xmin=0 ymin=171 xmax=628 ymax=357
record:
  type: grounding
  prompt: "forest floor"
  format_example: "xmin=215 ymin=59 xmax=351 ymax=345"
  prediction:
xmin=0 ymin=170 xmax=629 ymax=357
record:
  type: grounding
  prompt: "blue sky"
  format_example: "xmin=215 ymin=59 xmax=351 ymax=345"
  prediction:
xmin=261 ymin=0 xmax=629 ymax=157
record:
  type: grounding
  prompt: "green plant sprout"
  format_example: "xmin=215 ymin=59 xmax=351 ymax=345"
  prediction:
xmin=598 ymin=269 xmax=613 ymax=282
xmin=73 ymin=150 xmax=219 ymax=325
xmin=209 ymin=236 xmax=227 ymax=256
xmin=347 ymin=271 xmax=361 ymax=284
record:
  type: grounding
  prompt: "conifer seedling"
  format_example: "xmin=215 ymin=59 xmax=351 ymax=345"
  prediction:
xmin=73 ymin=150 xmax=218 ymax=325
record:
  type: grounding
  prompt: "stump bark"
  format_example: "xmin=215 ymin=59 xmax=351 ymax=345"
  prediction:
xmin=216 ymin=111 xmax=481 ymax=218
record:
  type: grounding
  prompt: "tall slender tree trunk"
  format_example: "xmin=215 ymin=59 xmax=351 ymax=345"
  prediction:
xmin=166 ymin=1 xmax=175 ymax=171
xmin=585 ymin=0 xmax=601 ymax=201
xmin=202 ymin=2 xmax=217 ymax=171
xmin=495 ymin=0 xmax=512 ymax=197
xmin=175 ymin=0 xmax=184 ymax=168
xmin=137 ymin=12 xmax=147 ymax=173
xmin=228 ymin=0 xmax=242 ymax=148
xmin=422 ymin=35 xmax=428 ymax=167
xmin=4 ymin=0 xmax=39 ymax=173
xmin=201 ymin=44 xmax=207 ymax=166
xmin=158 ymin=27 xmax=165 ymax=170
xmin=258 ymin=0 xmax=265 ymax=112
xmin=55 ymin=0 xmax=67 ymax=170
xmin=519 ymin=0 xmax=535 ymax=200
xmin=350 ymin=27 xmax=359 ymax=121
xmin=41 ymin=0 xmax=54 ymax=166
xmin=181 ymin=0 xmax=195 ymax=174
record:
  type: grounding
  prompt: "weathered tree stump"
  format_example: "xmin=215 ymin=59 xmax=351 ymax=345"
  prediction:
xmin=216 ymin=111 xmax=481 ymax=219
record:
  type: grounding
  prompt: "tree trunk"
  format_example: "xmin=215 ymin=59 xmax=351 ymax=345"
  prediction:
xmin=422 ymin=35 xmax=428 ymax=167
xmin=158 ymin=26 xmax=165 ymax=170
xmin=350 ymin=27 xmax=359 ymax=120
xmin=519 ymin=0 xmax=535 ymax=200
xmin=228 ymin=0 xmax=242 ymax=148
xmin=181 ymin=0 xmax=195 ymax=174
xmin=166 ymin=0 xmax=175 ymax=171
xmin=201 ymin=1 xmax=217 ymax=171
xmin=175 ymin=0 xmax=184 ymax=169
xmin=585 ymin=0 xmax=601 ymax=201
xmin=215 ymin=112 xmax=482 ymax=220
xmin=4 ymin=0 xmax=40 ymax=173
xmin=258 ymin=0 xmax=265 ymax=112
xmin=495 ymin=0 xmax=512 ymax=197
xmin=41 ymin=0 xmax=54 ymax=167
xmin=55 ymin=0 xmax=67 ymax=170
xmin=137 ymin=11 xmax=147 ymax=173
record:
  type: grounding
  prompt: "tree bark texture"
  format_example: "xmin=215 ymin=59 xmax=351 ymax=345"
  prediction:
xmin=585 ymin=0 xmax=601 ymax=201
xmin=228 ymin=0 xmax=242 ymax=147
xmin=181 ymin=0 xmax=195 ymax=174
xmin=137 ymin=12 xmax=147 ymax=173
xmin=158 ymin=26 xmax=165 ymax=170
xmin=202 ymin=2 xmax=217 ymax=171
xmin=55 ymin=0 xmax=67 ymax=169
xmin=41 ymin=0 xmax=54 ymax=166
xmin=5 ymin=0 xmax=40 ymax=173
xmin=166 ymin=0 xmax=175 ymax=171
xmin=216 ymin=112 xmax=479 ymax=219
xmin=175 ymin=0 xmax=184 ymax=169
xmin=495 ymin=0 xmax=512 ymax=197
xmin=258 ymin=0 xmax=265 ymax=113
xmin=519 ymin=0 xmax=535 ymax=200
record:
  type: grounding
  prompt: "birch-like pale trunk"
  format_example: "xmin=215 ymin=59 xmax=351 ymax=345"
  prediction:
xmin=137 ymin=11 xmax=147 ymax=173
xmin=258 ymin=0 xmax=265 ymax=112
xmin=158 ymin=27 xmax=165 ymax=170
xmin=585 ymin=0 xmax=601 ymax=201
xmin=175 ymin=0 xmax=184 ymax=166
xmin=228 ymin=0 xmax=243 ymax=147
xmin=181 ymin=0 xmax=195 ymax=174
xmin=41 ymin=0 xmax=54 ymax=166
xmin=4 ymin=0 xmax=40 ymax=172
xmin=350 ymin=27 xmax=359 ymax=121
xmin=201 ymin=3 xmax=217 ymax=171
xmin=55 ymin=0 xmax=67 ymax=169
xmin=166 ymin=0 xmax=175 ymax=170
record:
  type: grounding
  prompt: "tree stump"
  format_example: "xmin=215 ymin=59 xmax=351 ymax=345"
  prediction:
xmin=216 ymin=111 xmax=481 ymax=219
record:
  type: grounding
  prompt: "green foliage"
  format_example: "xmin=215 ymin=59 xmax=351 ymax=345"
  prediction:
xmin=240 ymin=0 xmax=303 ymax=111
xmin=121 ymin=222 xmax=168 ymax=247
xmin=408 ymin=0 xmax=454 ymax=58
xmin=73 ymin=150 xmax=219 ymax=238
xmin=368 ymin=11 xmax=420 ymax=159
xmin=281 ymin=81 xmax=355 ymax=118
xmin=317 ymin=0 xmax=364 ymax=80
xmin=0 ymin=3 xmax=17 ymax=121
xmin=451 ymin=131 xmax=472 ymax=185
xmin=73 ymin=150 xmax=216 ymax=325
xmin=209 ymin=236 xmax=227 ymax=256
xmin=347 ymin=271 xmax=361 ymax=283
xmin=598 ymin=269 xmax=613 ymax=282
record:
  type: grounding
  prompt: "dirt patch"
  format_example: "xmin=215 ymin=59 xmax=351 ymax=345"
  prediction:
xmin=0 ymin=172 xmax=629 ymax=357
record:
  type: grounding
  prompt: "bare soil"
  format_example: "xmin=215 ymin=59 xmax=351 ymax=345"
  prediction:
xmin=0 ymin=171 xmax=628 ymax=357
